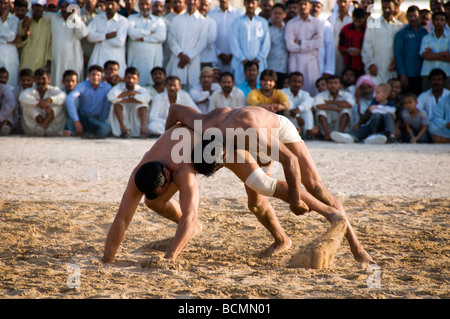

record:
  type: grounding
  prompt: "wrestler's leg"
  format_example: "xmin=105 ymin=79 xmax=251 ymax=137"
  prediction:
xmin=274 ymin=180 xmax=374 ymax=267
xmin=243 ymin=162 xmax=292 ymax=257
xmin=284 ymin=141 xmax=342 ymax=210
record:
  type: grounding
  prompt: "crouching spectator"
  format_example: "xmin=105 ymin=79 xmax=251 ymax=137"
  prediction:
xmin=19 ymin=68 xmax=66 ymax=136
xmin=107 ymin=67 xmax=150 ymax=138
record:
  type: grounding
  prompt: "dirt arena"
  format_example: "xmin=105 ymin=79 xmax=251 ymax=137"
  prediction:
xmin=0 ymin=137 xmax=449 ymax=299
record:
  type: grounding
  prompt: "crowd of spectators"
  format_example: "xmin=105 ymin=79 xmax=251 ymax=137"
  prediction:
xmin=0 ymin=0 xmax=449 ymax=143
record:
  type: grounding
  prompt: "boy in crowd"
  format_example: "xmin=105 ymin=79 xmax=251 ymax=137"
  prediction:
xmin=330 ymin=83 xmax=395 ymax=144
xmin=61 ymin=70 xmax=79 ymax=136
xmin=401 ymin=93 xmax=430 ymax=143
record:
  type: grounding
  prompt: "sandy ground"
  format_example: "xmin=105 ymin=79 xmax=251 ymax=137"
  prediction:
xmin=0 ymin=136 xmax=449 ymax=299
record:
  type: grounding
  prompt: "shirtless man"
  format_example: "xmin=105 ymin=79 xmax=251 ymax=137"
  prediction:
xmin=102 ymin=120 xmax=346 ymax=263
xmin=165 ymin=104 xmax=373 ymax=266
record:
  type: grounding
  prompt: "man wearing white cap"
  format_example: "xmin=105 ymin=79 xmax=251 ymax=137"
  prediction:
xmin=127 ymin=0 xmax=167 ymax=86
xmin=0 ymin=0 xmax=20 ymax=86
xmin=19 ymin=0 xmax=52 ymax=73
xmin=166 ymin=0 xmax=208 ymax=90
xmin=87 ymin=0 xmax=128 ymax=77
xmin=50 ymin=0 xmax=89 ymax=89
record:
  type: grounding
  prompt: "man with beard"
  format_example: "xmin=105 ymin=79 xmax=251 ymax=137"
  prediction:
xmin=87 ymin=0 xmax=128 ymax=77
xmin=19 ymin=0 xmax=52 ymax=73
xmin=352 ymin=74 xmax=376 ymax=126
xmin=50 ymin=0 xmax=89 ymax=89
xmin=417 ymin=68 xmax=449 ymax=120
xmin=208 ymin=71 xmax=247 ymax=110
xmin=107 ymin=67 xmax=151 ymax=138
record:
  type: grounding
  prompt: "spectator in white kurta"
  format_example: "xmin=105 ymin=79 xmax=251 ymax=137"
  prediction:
xmin=87 ymin=0 xmax=128 ymax=77
xmin=417 ymin=68 xmax=449 ymax=120
xmin=198 ymin=0 xmax=218 ymax=69
xmin=361 ymin=0 xmax=403 ymax=84
xmin=19 ymin=68 xmax=67 ymax=136
xmin=285 ymin=0 xmax=323 ymax=96
xmin=230 ymin=0 xmax=270 ymax=86
xmin=189 ymin=66 xmax=221 ymax=113
xmin=166 ymin=0 xmax=208 ymax=91
xmin=310 ymin=0 xmax=335 ymax=78
xmin=207 ymin=0 xmax=243 ymax=72
xmin=107 ymin=67 xmax=151 ymax=138
xmin=0 ymin=0 xmax=20 ymax=86
xmin=314 ymin=75 xmax=355 ymax=140
xmin=282 ymin=71 xmax=316 ymax=139
xmin=80 ymin=0 xmax=102 ymax=76
xmin=127 ymin=0 xmax=167 ymax=86
xmin=50 ymin=0 xmax=89 ymax=89
xmin=147 ymin=75 xmax=199 ymax=136
xmin=208 ymin=71 xmax=246 ymax=111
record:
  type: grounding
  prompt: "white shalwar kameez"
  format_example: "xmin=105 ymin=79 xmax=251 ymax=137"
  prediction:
xmin=106 ymin=82 xmax=151 ymax=137
xmin=362 ymin=17 xmax=403 ymax=84
xmin=87 ymin=12 xmax=128 ymax=77
xmin=147 ymin=90 xmax=199 ymax=135
xmin=127 ymin=13 xmax=167 ymax=86
xmin=50 ymin=13 xmax=89 ymax=89
xmin=0 ymin=13 xmax=20 ymax=86
xmin=230 ymin=14 xmax=271 ymax=86
xmin=166 ymin=11 xmax=208 ymax=90
xmin=19 ymin=85 xmax=67 ymax=136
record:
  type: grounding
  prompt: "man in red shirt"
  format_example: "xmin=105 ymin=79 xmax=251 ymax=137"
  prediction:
xmin=338 ymin=8 xmax=366 ymax=76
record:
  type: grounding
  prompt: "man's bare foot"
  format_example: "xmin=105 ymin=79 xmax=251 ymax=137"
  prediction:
xmin=351 ymin=246 xmax=374 ymax=269
xmin=263 ymin=237 xmax=292 ymax=257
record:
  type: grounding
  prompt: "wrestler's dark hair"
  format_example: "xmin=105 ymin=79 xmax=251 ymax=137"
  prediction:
xmin=134 ymin=161 xmax=167 ymax=200
xmin=191 ymin=137 xmax=223 ymax=177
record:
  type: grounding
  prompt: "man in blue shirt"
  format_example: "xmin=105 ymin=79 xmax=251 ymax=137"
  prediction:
xmin=394 ymin=5 xmax=429 ymax=95
xmin=237 ymin=61 xmax=261 ymax=98
xmin=65 ymin=65 xmax=112 ymax=138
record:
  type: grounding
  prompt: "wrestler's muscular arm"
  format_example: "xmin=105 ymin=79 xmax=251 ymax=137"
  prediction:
xmin=165 ymin=104 xmax=202 ymax=131
xmin=165 ymin=167 xmax=200 ymax=260
xmin=102 ymin=168 xmax=143 ymax=264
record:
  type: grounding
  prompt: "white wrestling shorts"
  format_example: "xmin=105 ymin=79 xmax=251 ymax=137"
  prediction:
xmin=276 ymin=114 xmax=303 ymax=144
